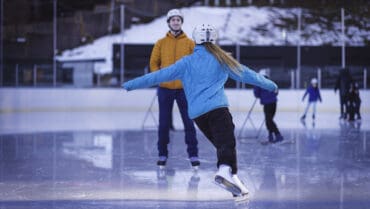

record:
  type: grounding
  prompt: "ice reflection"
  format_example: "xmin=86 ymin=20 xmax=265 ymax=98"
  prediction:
xmin=62 ymin=132 xmax=113 ymax=169
xmin=0 ymin=129 xmax=369 ymax=208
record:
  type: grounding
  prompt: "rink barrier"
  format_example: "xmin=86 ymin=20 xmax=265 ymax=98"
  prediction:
xmin=0 ymin=88 xmax=369 ymax=113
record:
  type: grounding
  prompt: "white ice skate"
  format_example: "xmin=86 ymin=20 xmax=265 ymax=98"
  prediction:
xmin=214 ymin=165 xmax=242 ymax=196
xmin=157 ymin=167 xmax=166 ymax=179
xmin=232 ymin=174 xmax=249 ymax=202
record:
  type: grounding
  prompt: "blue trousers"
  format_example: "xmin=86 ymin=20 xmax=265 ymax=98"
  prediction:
xmin=157 ymin=87 xmax=198 ymax=158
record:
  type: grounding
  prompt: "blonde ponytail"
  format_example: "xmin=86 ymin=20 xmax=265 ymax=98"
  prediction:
xmin=203 ymin=43 xmax=242 ymax=75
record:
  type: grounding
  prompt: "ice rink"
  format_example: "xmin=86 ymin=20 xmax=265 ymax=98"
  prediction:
xmin=2 ymin=1 xmax=370 ymax=208
xmin=0 ymin=89 xmax=369 ymax=209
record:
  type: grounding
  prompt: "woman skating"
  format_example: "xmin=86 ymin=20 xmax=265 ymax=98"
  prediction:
xmin=122 ymin=24 xmax=277 ymax=201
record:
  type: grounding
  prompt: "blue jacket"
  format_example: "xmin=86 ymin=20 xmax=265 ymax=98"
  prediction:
xmin=123 ymin=45 xmax=277 ymax=119
xmin=253 ymin=84 xmax=277 ymax=105
xmin=302 ymin=85 xmax=322 ymax=102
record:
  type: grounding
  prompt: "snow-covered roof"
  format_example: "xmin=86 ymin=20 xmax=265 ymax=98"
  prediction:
xmin=56 ymin=6 xmax=369 ymax=74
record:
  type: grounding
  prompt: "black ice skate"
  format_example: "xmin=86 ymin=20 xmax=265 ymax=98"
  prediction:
xmin=190 ymin=157 xmax=200 ymax=170
xmin=273 ymin=134 xmax=284 ymax=143
xmin=261 ymin=133 xmax=274 ymax=145
xmin=157 ymin=156 xmax=167 ymax=169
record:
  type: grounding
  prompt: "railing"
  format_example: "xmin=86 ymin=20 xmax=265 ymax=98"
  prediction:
xmin=2 ymin=62 xmax=368 ymax=89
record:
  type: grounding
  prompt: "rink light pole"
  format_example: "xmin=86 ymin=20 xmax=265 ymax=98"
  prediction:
xmin=296 ymin=8 xmax=301 ymax=89
xmin=120 ymin=5 xmax=125 ymax=84
xmin=341 ymin=8 xmax=345 ymax=68
xmin=0 ymin=0 xmax=3 ymax=86
xmin=53 ymin=0 xmax=57 ymax=86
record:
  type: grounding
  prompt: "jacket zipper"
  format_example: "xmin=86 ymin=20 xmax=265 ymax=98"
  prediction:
xmin=173 ymin=36 xmax=177 ymax=89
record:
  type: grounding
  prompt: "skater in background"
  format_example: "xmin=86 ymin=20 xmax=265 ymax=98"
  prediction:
xmin=123 ymin=24 xmax=278 ymax=200
xmin=334 ymin=68 xmax=353 ymax=119
xmin=353 ymin=82 xmax=361 ymax=120
xmin=301 ymin=78 xmax=322 ymax=121
xmin=149 ymin=9 xmax=199 ymax=169
xmin=346 ymin=82 xmax=361 ymax=121
xmin=253 ymin=69 xmax=284 ymax=144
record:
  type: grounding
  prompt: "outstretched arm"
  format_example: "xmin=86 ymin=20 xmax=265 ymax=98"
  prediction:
xmin=334 ymin=76 xmax=340 ymax=93
xmin=302 ymin=90 xmax=308 ymax=101
xmin=228 ymin=65 xmax=277 ymax=92
xmin=122 ymin=59 xmax=185 ymax=91
xmin=318 ymin=89 xmax=322 ymax=102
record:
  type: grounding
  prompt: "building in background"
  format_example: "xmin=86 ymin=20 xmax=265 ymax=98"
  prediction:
xmin=1 ymin=0 xmax=369 ymax=87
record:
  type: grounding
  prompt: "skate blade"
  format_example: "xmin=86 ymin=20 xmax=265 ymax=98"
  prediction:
xmin=273 ymin=139 xmax=295 ymax=145
xmin=214 ymin=175 xmax=242 ymax=196
xmin=234 ymin=193 xmax=249 ymax=203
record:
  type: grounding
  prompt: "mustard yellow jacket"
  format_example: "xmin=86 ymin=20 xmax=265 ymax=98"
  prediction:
xmin=149 ymin=31 xmax=195 ymax=89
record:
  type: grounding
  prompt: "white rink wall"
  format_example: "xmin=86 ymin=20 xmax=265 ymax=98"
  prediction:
xmin=0 ymin=88 xmax=369 ymax=114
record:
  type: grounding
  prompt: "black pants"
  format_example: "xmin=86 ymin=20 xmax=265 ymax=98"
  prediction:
xmin=194 ymin=107 xmax=238 ymax=174
xmin=339 ymin=94 xmax=348 ymax=117
xmin=264 ymin=102 xmax=280 ymax=135
xmin=347 ymin=101 xmax=355 ymax=121
xmin=355 ymin=100 xmax=361 ymax=118
xmin=347 ymin=99 xmax=361 ymax=121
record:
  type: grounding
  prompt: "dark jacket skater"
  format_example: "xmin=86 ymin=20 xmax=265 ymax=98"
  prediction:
xmin=253 ymin=70 xmax=283 ymax=143
xmin=334 ymin=68 xmax=353 ymax=119
xmin=346 ymin=82 xmax=361 ymax=121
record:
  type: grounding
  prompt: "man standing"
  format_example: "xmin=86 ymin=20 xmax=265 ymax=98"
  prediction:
xmin=149 ymin=9 xmax=199 ymax=169
xmin=334 ymin=68 xmax=353 ymax=119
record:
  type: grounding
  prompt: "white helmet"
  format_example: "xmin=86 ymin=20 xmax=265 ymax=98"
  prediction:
xmin=259 ymin=69 xmax=269 ymax=77
xmin=192 ymin=24 xmax=218 ymax=44
xmin=167 ymin=9 xmax=184 ymax=23
xmin=311 ymin=78 xmax=318 ymax=84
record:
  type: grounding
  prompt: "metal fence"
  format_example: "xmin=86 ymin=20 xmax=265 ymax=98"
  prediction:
xmin=1 ymin=1 xmax=369 ymax=89
xmin=2 ymin=47 xmax=369 ymax=89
